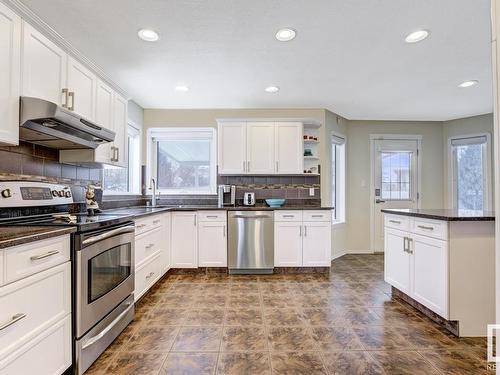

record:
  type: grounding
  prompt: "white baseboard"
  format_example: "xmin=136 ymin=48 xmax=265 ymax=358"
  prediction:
xmin=331 ymin=251 xmax=346 ymax=260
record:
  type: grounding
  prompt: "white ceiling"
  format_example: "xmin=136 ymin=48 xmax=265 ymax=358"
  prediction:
xmin=19 ymin=0 xmax=493 ymax=120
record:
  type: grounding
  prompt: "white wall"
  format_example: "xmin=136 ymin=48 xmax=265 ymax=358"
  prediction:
xmin=442 ymin=113 xmax=494 ymax=208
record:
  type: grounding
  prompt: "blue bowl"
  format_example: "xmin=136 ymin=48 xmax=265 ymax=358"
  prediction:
xmin=265 ymin=199 xmax=286 ymax=208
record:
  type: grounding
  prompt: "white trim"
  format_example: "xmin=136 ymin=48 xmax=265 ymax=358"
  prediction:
xmin=216 ymin=118 xmax=322 ymax=127
xmin=331 ymin=251 xmax=346 ymax=261
xmin=447 ymin=132 xmax=492 ymax=210
xmin=331 ymin=130 xmax=347 ymax=224
xmin=2 ymin=0 xmax=129 ymax=99
xmin=369 ymin=134 xmax=422 ymax=253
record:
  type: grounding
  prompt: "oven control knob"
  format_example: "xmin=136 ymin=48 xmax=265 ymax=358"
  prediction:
xmin=64 ymin=191 xmax=72 ymax=198
xmin=58 ymin=190 xmax=65 ymax=197
xmin=1 ymin=189 xmax=11 ymax=198
xmin=51 ymin=190 xmax=58 ymax=197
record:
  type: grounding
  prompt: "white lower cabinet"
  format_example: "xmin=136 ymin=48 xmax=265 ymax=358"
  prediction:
xmin=0 ymin=235 xmax=71 ymax=375
xmin=274 ymin=210 xmax=332 ymax=267
xmin=160 ymin=213 xmax=172 ymax=273
xmin=384 ymin=214 xmax=448 ymax=319
xmin=171 ymin=212 xmax=198 ymax=268
xmin=135 ymin=253 xmax=162 ymax=302
xmin=198 ymin=220 xmax=227 ymax=267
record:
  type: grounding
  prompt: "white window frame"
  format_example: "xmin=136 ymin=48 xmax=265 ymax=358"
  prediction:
xmin=147 ymin=127 xmax=217 ymax=195
xmin=448 ymin=133 xmax=492 ymax=210
xmin=103 ymin=123 xmax=141 ymax=195
xmin=332 ymin=132 xmax=346 ymax=225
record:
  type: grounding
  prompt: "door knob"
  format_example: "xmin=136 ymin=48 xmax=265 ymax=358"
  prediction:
xmin=375 ymin=199 xmax=386 ymax=204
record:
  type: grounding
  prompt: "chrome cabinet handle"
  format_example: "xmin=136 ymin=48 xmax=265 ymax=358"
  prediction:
xmin=403 ymin=237 xmax=408 ymax=252
xmin=283 ymin=215 xmax=294 ymax=218
xmin=0 ymin=313 xmax=27 ymax=331
xmin=145 ymin=243 xmax=154 ymax=249
xmin=417 ymin=225 xmax=434 ymax=231
xmin=146 ymin=272 xmax=155 ymax=280
xmin=243 ymin=161 xmax=246 ymax=172
xmin=407 ymin=238 xmax=414 ymax=254
xmin=223 ymin=225 xmax=226 ymax=237
xmin=68 ymin=91 xmax=75 ymax=111
xmin=115 ymin=147 xmax=119 ymax=162
xmin=137 ymin=224 xmax=146 ymax=229
xmin=276 ymin=161 xmax=279 ymax=172
xmin=389 ymin=220 xmax=401 ymax=224
xmin=153 ymin=220 xmax=161 ymax=224
xmin=30 ymin=250 xmax=59 ymax=261
xmin=375 ymin=199 xmax=386 ymax=203
xmin=194 ymin=215 xmax=197 ymax=226
xmin=311 ymin=215 xmax=323 ymax=218
xmin=206 ymin=215 xmax=218 ymax=219
xmin=304 ymin=225 xmax=307 ymax=237
xmin=247 ymin=161 xmax=250 ymax=171
xmin=299 ymin=226 xmax=302 ymax=236
xmin=61 ymin=88 xmax=69 ymax=108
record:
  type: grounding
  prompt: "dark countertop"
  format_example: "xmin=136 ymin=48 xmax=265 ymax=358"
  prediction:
xmin=102 ymin=205 xmax=333 ymax=218
xmin=382 ymin=208 xmax=495 ymax=221
xmin=0 ymin=226 xmax=76 ymax=249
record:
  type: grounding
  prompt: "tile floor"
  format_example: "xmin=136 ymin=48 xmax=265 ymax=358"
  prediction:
xmin=85 ymin=254 xmax=491 ymax=374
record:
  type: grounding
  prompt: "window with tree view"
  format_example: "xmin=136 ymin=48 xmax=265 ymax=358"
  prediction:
xmin=381 ymin=151 xmax=411 ymax=200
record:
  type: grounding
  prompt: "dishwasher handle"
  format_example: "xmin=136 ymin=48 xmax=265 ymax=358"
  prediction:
xmin=231 ymin=214 xmax=273 ymax=219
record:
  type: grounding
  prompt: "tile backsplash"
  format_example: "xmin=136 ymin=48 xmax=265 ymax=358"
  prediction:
xmin=0 ymin=141 xmax=102 ymax=203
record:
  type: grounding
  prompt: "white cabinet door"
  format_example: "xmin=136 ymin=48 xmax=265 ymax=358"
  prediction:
xmin=113 ymin=93 xmax=128 ymax=167
xmin=384 ymin=227 xmax=411 ymax=294
xmin=66 ymin=56 xmax=96 ymax=120
xmin=94 ymin=79 xmax=114 ymax=164
xmin=274 ymin=222 xmax=303 ymax=266
xmin=218 ymin=122 xmax=247 ymax=174
xmin=161 ymin=213 xmax=172 ymax=273
xmin=302 ymin=222 xmax=331 ymax=266
xmin=198 ymin=221 xmax=227 ymax=267
xmin=21 ymin=21 xmax=67 ymax=105
xmin=411 ymin=233 xmax=449 ymax=318
xmin=246 ymin=122 xmax=275 ymax=174
xmin=0 ymin=3 xmax=21 ymax=146
xmin=275 ymin=122 xmax=303 ymax=174
xmin=171 ymin=212 xmax=198 ymax=268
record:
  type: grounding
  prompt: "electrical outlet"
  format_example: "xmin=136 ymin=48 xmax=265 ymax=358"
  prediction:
xmin=309 ymin=187 xmax=315 ymax=196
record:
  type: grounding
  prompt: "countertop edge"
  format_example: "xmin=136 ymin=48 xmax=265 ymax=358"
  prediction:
xmin=381 ymin=209 xmax=495 ymax=222
xmin=0 ymin=227 xmax=77 ymax=249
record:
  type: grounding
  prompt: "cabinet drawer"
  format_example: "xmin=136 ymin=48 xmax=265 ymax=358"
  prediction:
xmin=197 ymin=211 xmax=227 ymax=222
xmin=135 ymin=227 xmax=163 ymax=266
xmin=411 ymin=218 xmax=448 ymax=240
xmin=4 ymin=235 xmax=70 ymax=285
xmin=135 ymin=215 xmax=163 ymax=236
xmin=274 ymin=211 xmax=303 ymax=222
xmin=0 ymin=262 xmax=71 ymax=359
xmin=384 ymin=214 xmax=410 ymax=231
xmin=303 ymin=210 xmax=331 ymax=222
xmin=0 ymin=315 xmax=71 ymax=375
xmin=135 ymin=253 xmax=162 ymax=301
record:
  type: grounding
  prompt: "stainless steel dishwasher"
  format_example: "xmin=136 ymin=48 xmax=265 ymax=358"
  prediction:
xmin=228 ymin=211 xmax=274 ymax=274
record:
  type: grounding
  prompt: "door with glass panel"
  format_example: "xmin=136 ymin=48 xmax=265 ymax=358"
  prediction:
xmin=372 ymin=139 xmax=419 ymax=252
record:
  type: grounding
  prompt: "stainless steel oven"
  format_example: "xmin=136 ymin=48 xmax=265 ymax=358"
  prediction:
xmin=74 ymin=222 xmax=135 ymax=374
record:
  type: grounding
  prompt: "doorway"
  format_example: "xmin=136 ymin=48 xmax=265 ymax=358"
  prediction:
xmin=370 ymin=135 xmax=421 ymax=252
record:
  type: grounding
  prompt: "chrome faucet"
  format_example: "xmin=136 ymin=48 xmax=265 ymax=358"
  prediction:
xmin=150 ymin=178 xmax=157 ymax=207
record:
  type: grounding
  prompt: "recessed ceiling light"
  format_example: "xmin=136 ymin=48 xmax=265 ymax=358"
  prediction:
xmin=275 ymin=28 xmax=296 ymax=42
xmin=404 ymin=29 xmax=429 ymax=43
xmin=458 ymin=80 xmax=479 ymax=88
xmin=138 ymin=28 xmax=159 ymax=42
xmin=265 ymin=85 xmax=280 ymax=93
xmin=175 ymin=85 xmax=189 ymax=92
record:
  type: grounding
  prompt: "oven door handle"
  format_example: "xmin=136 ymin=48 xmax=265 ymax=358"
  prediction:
xmin=81 ymin=301 xmax=133 ymax=350
xmin=82 ymin=225 xmax=135 ymax=246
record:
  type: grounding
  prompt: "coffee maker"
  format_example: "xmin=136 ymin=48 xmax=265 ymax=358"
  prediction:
xmin=218 ymin=185 xmax=236 ymax=207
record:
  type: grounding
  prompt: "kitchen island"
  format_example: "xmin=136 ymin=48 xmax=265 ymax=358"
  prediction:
xmin=382 ymin=208 xmax=495 ymax=337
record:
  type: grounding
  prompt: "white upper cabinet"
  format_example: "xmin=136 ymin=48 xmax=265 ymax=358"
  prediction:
xmin=275 ymin=122 xmax=303 ymax=174
xmin=218 ymin=122 xmax=247 ymax=174
xmin=0 ymin=2 xmax=21 ymax=146
xmin=246 ymin=122 xmax=275 ymax=174
xmin=66 ymin=56 xmax=96 ymax=120
xmin=21 ymin=21 xmax=67 ymax=105
xmin=113 ymin=93 xmax=128 ymax=167
xmin=94 ymin=79 xmax=114 ymax=163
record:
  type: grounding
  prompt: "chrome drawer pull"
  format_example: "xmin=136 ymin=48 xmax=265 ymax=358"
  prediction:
xmin=146 ymin=272 xmax=155 ymax=280
xmin=0 ymin=313 xmax=27 ymax=331
xmin=283 ymin=215 xmax=294 ymax=218
xmin=30 ymin=250 xmax=59 ymax=261
xmin=311 ymin=215 xmax=323 ymax=218
xmin=206 ymin=215 xmax=218 ymax=219
xmin=417 ymin=225 xmax=434 ymax=231
xmin=389 ymin=220 xmax=401 ymax=224
xmin=145 ymin=243 xmax=154 ymax=249
xmin=137 ymin=224 xmax=146 ymax=229
xmin=153 ymin=220 xmax=161 ymax=224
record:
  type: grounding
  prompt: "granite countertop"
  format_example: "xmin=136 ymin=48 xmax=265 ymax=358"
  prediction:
xmin=382 ymin=208 xmax=495 ymax=221
xmin=0 ymin=226 xmax=76 ymax=249
xmin=102 ymin=205 xmax=334 ymax=218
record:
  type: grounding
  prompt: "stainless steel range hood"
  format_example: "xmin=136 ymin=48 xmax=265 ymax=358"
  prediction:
xmin=19 ymin=96 xmax=115 ymax=149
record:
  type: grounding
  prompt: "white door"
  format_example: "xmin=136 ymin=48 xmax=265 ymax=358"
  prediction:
xmin=384 ymin=227 xmax=411 ymax=294
xmin=0 ymin=3 xmax=21 ymax=146
xmin=94 ymin=79 xmax=114 ymax=163
xmin=218 ymin=122 xmax=247 ymax=174
xmin=171 ymin=212 xmax=198 ymax=268
xmin=302 ymin=222 xmax=331 ymax=266
xmin=21 ymin=21 xmax=67 ymax=105
xmin=113 ymin=93 xmax=128 ymax=167
xmin=275 ymin=122 xmax=303 ymax=174
xmin=411 ymin=233 xmax=448 ymax=318
xmin=247 ymin=122 xmax=275 ymax=174
xmin=372 ymin=138 xmax=419 ymax=252
xmin=66 ymin=56 xmax=96 ymax=120
xmin=198 ymin=222 xmax=227 ymax=267
xmin=274 ymin=222 xmax=303 ymax=266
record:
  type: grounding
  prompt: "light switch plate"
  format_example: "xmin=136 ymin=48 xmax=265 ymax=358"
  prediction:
xmin=309 ymin=187 xmax=315 ymax=196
